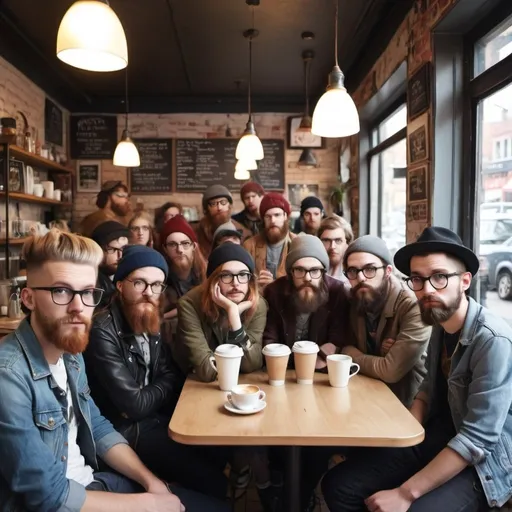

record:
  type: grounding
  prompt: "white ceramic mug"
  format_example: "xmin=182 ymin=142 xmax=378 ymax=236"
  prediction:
xmin=227 ymin=384 xmax=266 ymax=411
xmin=209 ymin=344 xmax=243 ymax=391
xmin=33 ymin=184 xmax=44 ymax=197
xmin=41 ymin=181 xmax=54 ymax=198
xmin=53 ymin=189 xmax=62 ymax=201
xmin=326 ymin=354 xmax=360 ymax=388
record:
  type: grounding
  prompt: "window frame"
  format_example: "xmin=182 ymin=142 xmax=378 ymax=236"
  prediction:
xmin=366 ymin=96 xmax=407 ymax=237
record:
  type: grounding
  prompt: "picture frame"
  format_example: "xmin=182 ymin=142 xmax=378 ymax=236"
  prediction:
xmin=287 ymin=116 xmax=325 ymax=149
xmin=407 ymin=112 xmax=429 ymax=164
xmin=77 ymin=160 xmax=102 ymax=192
xmin=407 ymin=63 xmax=430 ymax=120
xmin=287 ymin=183 xmax=320 ymax=208
xmin=407 ymin=163 xmax=429 ymax=203
xmin=407 ymin=201 xmax=429 ymax=223
xmin=45 ymin=98 xmax=64 ymax=147
xmin=0 ymin=158 xmax=25 ymax=193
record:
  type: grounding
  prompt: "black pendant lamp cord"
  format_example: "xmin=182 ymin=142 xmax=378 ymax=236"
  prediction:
xmin=304 ymin=58 xmax=310 ymax=117
xmin=334 ymin=0 xmax=339 ymax=67
xmin=247 ymin=7 xmax=254 ymax=122
xmin=124 ymin=67 xmax=129 ymax=131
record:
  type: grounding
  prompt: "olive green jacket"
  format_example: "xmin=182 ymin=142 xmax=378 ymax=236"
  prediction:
xmin=176 ymin=286 xmax=267 ymax=382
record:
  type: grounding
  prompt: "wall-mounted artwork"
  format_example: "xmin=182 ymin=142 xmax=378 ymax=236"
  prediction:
xmin=407 ymin=112 xmax=429 ymax=164
xmin=287 ymin=116 xmax=325 ymax=149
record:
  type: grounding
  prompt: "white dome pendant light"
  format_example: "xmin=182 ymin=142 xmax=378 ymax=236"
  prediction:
xmin=234 ymin=158 xmax=257 ymax=180
xmin=57 ymin=0 xmax=128 ymax=72
xmin=311 ymin=0 xmax=360 ymax=138
xmin=113 ymin=68 xmax=140 ymax=167
xmin=236 ymin=4 xmax=264 ymax=161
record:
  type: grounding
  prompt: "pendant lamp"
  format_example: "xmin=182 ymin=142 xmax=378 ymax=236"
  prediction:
xmin=298 ymin=148 xmax=317 ymax=168
xmin=113 ymin=69 xmax=140 ymax=167
xmin=236 ymin=7 xmax=264 ymax=161
xmin=234 ymin=168 xmax=251 ymax=181
xmin=311 ymin=0 xmax=360 ymax=138
xmin=234 ymin=158 xmax=257 ymax=180
xmin=56 ymin=0 xmax=128 ymax=72
xmin=297 ymin=50 xmax=314 ymax=134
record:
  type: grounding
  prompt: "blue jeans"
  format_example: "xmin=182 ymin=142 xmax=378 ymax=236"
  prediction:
xmin=87 ymin=471 xmax=230 ymax=512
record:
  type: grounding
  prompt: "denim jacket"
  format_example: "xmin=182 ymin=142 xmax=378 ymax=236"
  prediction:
xmin=0 ymin=318 xmax=128 ymax=512
xmin=418 ymin=297 xmax=512 ymax=508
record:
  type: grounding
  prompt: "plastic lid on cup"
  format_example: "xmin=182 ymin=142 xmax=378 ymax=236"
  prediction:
xmin=292 ymin=341 xmax=320 ymax=355
xmin=214 ymin=344 xmax=243 ymax=358
xmin=262 ymin=343 xmax=291 ymax=357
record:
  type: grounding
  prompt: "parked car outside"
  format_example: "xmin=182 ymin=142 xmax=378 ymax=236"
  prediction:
xmin=483 ymin=236 xmax=512 ymax=300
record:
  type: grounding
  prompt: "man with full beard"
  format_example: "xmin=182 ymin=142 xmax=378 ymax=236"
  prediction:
xmin=79 ymin=181 xmax=132 ymax=237
xmin=341 ymin=235 xmax=430 ymax=407
xmin=263 ymin=235 xmax=349 ymax=367
xmin=0 ymin=229 xmax=203 ymax=512
xmin=322 ymin=227 xmax=512 ymax=512
xmin=232 ymin=182 xmax=265 ymax=235
xmin=86 ymin=245 xmax=230 ymax=507
xmin=195 ymin=185 xmax=250 ymax=258
xmin=243 ymin=192 xmax=296 ymax=289
xmin=91 ymin=220 xmax=130 ymax=309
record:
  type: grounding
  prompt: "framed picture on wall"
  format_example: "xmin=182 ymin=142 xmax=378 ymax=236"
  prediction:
xmin=407 ymin=112 xmax=429 ymax=164
xmin=287 ymin=183 xmax=320 ymax=208
xmin=287 ymin=116 xmax=325 ymax=149
xmin=407 ymin=164 xmax=429 ymax=203
xmin=407 ymin=63 xmax=430 ymax=120
xmin=77 ymin=160 xmax=102 ymax=192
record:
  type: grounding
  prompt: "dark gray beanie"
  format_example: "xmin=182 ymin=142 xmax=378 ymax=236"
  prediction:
xmin=343 ymin=235 xmax=392 ymax=268
xmin=202 ymin=185 xmax=233 ymax=210
xmin=285 ymin=234 xmax=329 ymax=272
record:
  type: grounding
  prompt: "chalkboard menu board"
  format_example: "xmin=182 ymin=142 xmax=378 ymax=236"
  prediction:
xmin=175 ymin=139 xmax=284 ymax=192
xmin=129 ymin=139 xmax=173 ymax=193
xmin=70 ymin=115 xmax=117 ymax=159
xmin=45 ymin=98 xmax=63 ymax=147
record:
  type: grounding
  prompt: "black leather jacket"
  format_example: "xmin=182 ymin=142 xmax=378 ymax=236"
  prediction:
xmin=85 ymin=299 xmax=185 ymax=446
xmin=96 ymin=269 xmax=115 ymax=310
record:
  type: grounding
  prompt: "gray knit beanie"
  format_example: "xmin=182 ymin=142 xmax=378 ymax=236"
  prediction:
xmin=202 ymin=185 xmax=233 ymax=210
xmin=285 ymin=234 xmax=329 ymax=272
xmin=213 ymin=221 xmax=242 ymax=244
xmin=343 ymin=235 xmax=392 ymax=268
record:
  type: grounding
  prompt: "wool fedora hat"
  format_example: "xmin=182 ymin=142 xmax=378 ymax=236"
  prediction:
xmin=394 ymin=226 xmax=479 ymax=277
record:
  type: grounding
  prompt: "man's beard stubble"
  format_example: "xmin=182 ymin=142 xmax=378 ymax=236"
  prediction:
xmin=208 ymin=210 xmax=231 ymax=229
xmin=418 ymin=291 xmax=462 ymax=326
xmin=265 ymin=223 xmax=289 ymax=244
xmin=34 ymin=309 xmax=91 ymax=355
xmin=351 ymin=277 xmax=390 ymax=317
xmin=293 ymin=279 xmax=329 ymax=314
xmin=120 ymin=294 xmax=161 ymax=335
xmin=171 ymin=252 xmax=193 ymax=274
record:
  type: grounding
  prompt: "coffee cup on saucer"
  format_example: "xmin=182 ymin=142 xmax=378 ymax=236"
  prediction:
xmin=226 ymin=384 xmax=266 ymax=411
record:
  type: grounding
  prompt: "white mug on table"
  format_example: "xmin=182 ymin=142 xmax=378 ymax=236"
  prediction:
xmin=327 ymin=354 xmax=360 ymax=388
xmin=209 ymin=344 xmax=243 ymax=391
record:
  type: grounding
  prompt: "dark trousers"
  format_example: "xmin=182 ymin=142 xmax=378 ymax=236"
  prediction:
xmin=321 ymin=418 xmax=487 ymax=512
xmin=134 ymin=416 xmax=229 ymax=500
xmin=87 ymin=471 xmax=230 ymax=512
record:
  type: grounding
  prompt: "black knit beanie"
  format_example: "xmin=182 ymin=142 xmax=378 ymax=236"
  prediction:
xmin=207 ymin=243 xmax=255 ymax=277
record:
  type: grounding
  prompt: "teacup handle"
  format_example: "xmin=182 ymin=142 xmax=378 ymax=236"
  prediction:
xmin=226 ymin=392 xmax=234 ymax=407
xmin=259 ymin=390 xmax=266 ymax=402
xmin=348 ymin=363 xmax=360 ymax=379
xmin=209 ymin=356 xmax=217 ymax=374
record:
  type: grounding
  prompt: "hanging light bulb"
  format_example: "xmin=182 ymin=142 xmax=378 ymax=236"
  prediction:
xmin=235 ymin=159 xmax=258 ymax=172
xmin=311 ymin=0 xmax=360 ymax=138
xmin=113 ymin=69 xmax=140 ymax=167
xmin=234 ymin=168 xmax=251 ymax=180
xmin=296 ymin=50 xmax=314 ymax=135
xmin=236 ymin=15 xmax=264 ymax=161
xmin=56 ymin=0 xmax=128 ymax=72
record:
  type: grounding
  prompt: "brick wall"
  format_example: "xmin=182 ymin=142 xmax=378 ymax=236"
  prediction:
xmin=348 ymin=0 xmax=460 ymax=240
xmin=74 ymin=113 xmax=341 ymax=228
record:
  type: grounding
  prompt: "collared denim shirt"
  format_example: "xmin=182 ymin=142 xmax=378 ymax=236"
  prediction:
xmin=0 ymin=319 xmax=128 ymax=512
xmin=419 ymin=297 xmax=512 ymax=508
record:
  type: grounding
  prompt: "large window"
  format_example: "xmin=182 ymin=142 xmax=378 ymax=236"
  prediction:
xmin=469 ymin=7 xmax=512 ymax=324
xmin=368 ymin=104 xmax=407 ymax=256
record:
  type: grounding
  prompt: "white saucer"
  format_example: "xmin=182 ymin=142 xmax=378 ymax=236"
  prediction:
xmin=224 ymin=400 xmax=267 ymax=415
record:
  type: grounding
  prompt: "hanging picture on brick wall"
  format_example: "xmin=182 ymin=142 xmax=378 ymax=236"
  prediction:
xmin=407 ymin=163 xmax=429 ymax=203
xmin=407 ymin=201 xmax=429 ymax=222
xmin=287 ymin=116 xmax=325 ymax=149
xmin=407 ymin=112 xmax=429 ymax=164
xmin=45 ymin=98 xmax=64 ymax=147
xmin=407 ymin=63 xmax=430 ymax=120
xmin=288 ymin=184 xmax=319 ymax=208
xmin=77 ymin=160 xmax=102 ymax=192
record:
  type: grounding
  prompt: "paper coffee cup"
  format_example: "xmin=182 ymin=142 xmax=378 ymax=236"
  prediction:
xmin=209 ymin=344 xmax=243 ymax=391
xmin=262 ymin=343 xmax=291 ymax=386
xmin=292 ymin=341 xmax=319 ymax=384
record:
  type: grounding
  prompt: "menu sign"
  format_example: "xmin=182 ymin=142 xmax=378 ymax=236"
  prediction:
xmin=175 ymin=139 xmax=284 ymax=192
xmin=129 ymin=139 xmax=173 ymax=193
xmin=70 ymin=115 xmax=117 ymax=159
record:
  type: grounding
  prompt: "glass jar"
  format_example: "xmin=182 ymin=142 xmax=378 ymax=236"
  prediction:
xmin=1 ymin=118 xmax=17 ymax=137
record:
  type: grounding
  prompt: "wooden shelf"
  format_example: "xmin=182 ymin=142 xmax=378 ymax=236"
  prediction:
xmin=0 ymin=139 xmax=73 ymax=174
xmin=0 ymin=191 xmax=72 ymax=207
